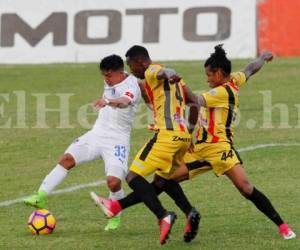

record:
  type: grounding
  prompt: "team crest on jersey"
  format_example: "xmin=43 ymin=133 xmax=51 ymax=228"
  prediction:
xmin=149 ymin=66 xmax=157 ymax=73
xmin=209 ymin=89 xmax=217 ymax=96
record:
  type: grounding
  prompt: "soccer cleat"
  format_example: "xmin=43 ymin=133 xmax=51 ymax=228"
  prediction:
xmin=279 ymin=224 xmax=296 ymax=240
xmin=104 ymin=216 xmax=121 ymax=231
xmin=90 ymin=192 xmax=122 ymax=218
xmin=184 ymin=207 xmax=201 ymax=243
xmin=23 ymin=191 xmax=47 ymax=209
xmin=159 ymin=211 xmax=177 ymax=245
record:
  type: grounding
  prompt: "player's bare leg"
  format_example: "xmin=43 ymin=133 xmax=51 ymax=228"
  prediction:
xmin=225 ymin=164 xmax=296 ymax=240
xmin=170 ymin=163 xmax=190 ymax=183
xmin=24 ymin=153 xmax=74 ymax=208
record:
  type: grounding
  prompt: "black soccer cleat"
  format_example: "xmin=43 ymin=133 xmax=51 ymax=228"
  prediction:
xmin=184 ymin=207 xmax=201 ymax=243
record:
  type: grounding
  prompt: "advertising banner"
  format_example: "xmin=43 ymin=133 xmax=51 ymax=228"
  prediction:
xmin=0 ymin=0 xmax=256 ymax=63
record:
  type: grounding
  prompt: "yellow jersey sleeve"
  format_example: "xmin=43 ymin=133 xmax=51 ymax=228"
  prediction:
xmin=144 ymin=64 xmax=163 ymax=88
xmin=202 ymin=86 xmax=228 ymax=108
xmin=230 ymin=71 xmax=247 ymax=87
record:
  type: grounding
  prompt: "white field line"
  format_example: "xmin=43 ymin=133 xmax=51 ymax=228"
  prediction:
xmin=1 ymin=143 xmax=300 ymax=208
xmin=0 ymin=180 xmax=106 ymax=208
xmin=238 ymin=143 xmax=300 ymax=152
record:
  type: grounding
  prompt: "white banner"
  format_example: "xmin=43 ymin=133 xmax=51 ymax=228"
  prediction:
xmin=0 ymin=0 xmax=256 ymax=63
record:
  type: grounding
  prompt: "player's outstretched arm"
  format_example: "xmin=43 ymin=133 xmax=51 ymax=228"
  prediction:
xmin=156 ymin=68 xmax=182 ymax=83
xmin=106 ymin=97 xmax=132 ymax=108
xmin=91 ymin=97 xmax=131 ymax=109
xmin=182 ymin=85 xmax=198 ymax=105
xmin=242 ymin=51 xmax=273 ymax=80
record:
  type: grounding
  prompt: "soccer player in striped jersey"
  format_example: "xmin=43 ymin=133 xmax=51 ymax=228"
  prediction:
xmin=91 ymin=45 xmax=200 ymax=245
xmin=172 ymin=44 xmax=296 ymax=240
xmin=93 ymin=45 xmax=296 ymax=241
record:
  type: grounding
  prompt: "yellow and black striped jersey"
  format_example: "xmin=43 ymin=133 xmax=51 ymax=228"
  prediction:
xmin=144 ymin=64 xmax=188 ymax=133
xmin=196 ymin=72 xmax=247 ymax=143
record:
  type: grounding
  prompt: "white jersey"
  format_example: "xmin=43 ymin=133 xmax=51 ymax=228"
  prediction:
xmin=91 ymin=74 xmax=141 ymax=139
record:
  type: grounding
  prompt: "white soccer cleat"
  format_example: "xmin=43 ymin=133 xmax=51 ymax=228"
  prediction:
xmin=90 ymin=192 xmax=115 ymax=218
xmin=279 ymin=224 xmax=296 ymax=240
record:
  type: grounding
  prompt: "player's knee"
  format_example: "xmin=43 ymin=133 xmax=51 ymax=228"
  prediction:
xmin=170 ymin=164 xmax=189 ymax=183
xmin=171 ymin=173 xmax=189 ymax=183
xmin=59 ymin=154 xmax=75 ymax=170
xmin=238 ymin=181 xmax=254 ymax=198
xmin=107 ymin=177 xmax=121 ymax=192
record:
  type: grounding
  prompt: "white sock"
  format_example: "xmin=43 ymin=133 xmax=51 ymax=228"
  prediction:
xmin=109 ymin=189 xmax=124 ymax=216
xmin=109 ymin=189 xmax=125 ymax=200
xmin=38 ymin=164 xmax=68 ymax=194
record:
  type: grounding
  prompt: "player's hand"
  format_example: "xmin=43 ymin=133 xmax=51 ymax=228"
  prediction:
xmin=90 ymin=98 xmax=107 ymax=109
xmin=261 ymin=51 xmax=273 ymax=62
xmin=147 ymin=123 xmax=159 ymax=132
xmin=168 ymin=73 xmax=181 ymax=83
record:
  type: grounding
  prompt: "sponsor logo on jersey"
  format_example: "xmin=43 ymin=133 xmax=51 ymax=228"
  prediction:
xmin=172 ymin=136 xmax=191 ymax=142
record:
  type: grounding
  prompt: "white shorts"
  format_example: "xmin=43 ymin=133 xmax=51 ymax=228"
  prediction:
xmin=65 ymin=131 xmax=129 ymax=180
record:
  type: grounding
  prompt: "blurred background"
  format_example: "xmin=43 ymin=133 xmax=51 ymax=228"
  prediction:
xmin=0 ymin=0 xmax=299 ymax=64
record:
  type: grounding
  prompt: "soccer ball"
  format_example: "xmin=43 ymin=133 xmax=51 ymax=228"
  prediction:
xmin=27 ymin=209 xmax=56 ymax=235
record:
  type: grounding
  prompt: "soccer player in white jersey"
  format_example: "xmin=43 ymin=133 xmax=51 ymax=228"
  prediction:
xmin=24 ymin=54 xmax=141 ymax=231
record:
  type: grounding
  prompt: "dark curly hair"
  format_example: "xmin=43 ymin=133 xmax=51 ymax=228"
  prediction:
xmin=99 ymin=54 xmax=124 ymax=71
xmin=204 ymin=44 xmax=231 ymax=76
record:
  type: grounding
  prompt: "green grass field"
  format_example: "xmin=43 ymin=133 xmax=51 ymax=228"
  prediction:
xmin=1 ymin=58 xmax=300 ymax=249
